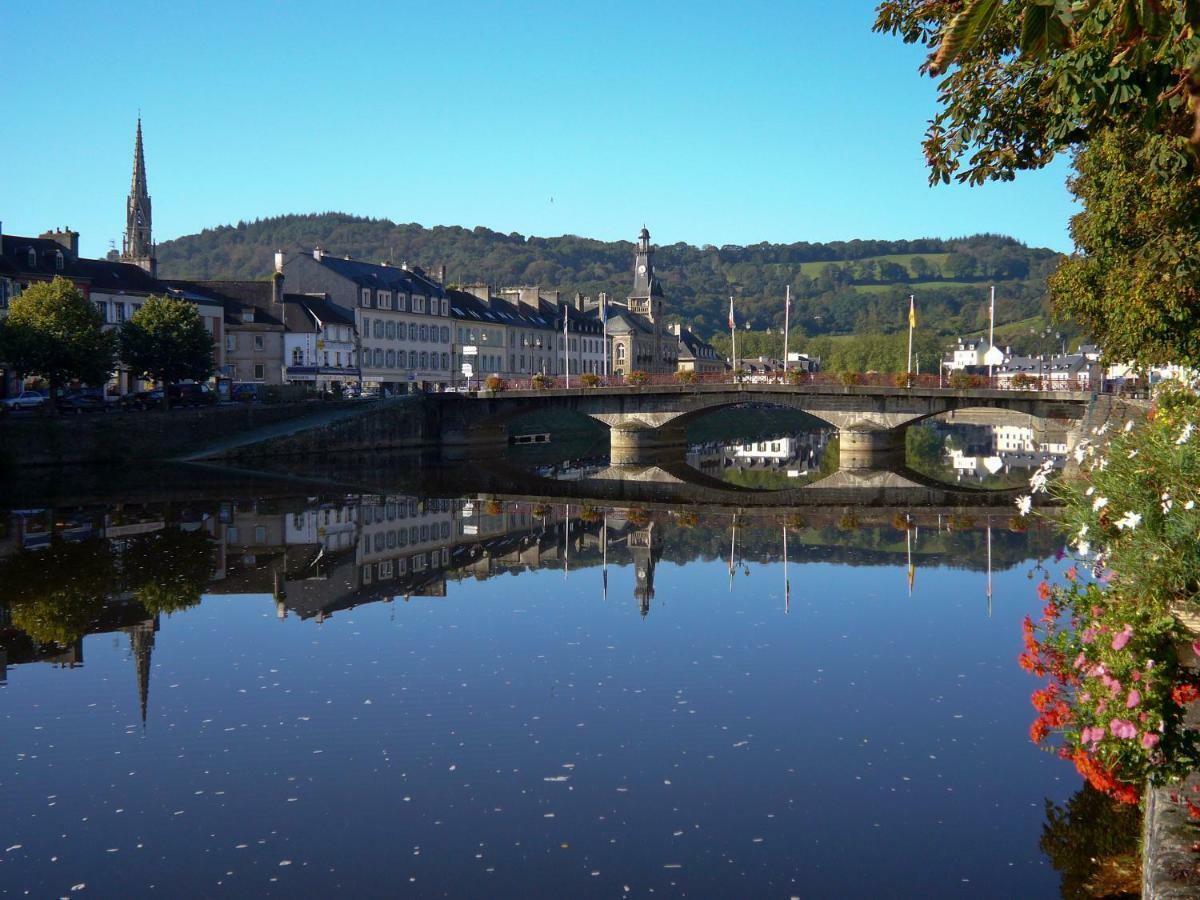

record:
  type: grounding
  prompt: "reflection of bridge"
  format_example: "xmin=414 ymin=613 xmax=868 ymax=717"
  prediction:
xmin=432 ymin=382 xmax=1094 ymax=465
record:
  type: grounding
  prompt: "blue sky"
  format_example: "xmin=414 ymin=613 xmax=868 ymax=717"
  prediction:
xmin=4 ymin=1 xmax=1076 ymax=259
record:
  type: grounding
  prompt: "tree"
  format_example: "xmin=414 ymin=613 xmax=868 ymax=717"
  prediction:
xmin=0 ymin=537 xmax=116 ymax=646
xmin=1050 ymin=127 xmax=1200 ymax=366
xmin=908 ymin=256 xmax=933 ymax=280
xmin=874 ymin=0 xmax=1200 ymax=364
xmin=119 ymin=295 xmax=214 ymax=406
xmin=0 ymin=277 xmax=116 ymax=402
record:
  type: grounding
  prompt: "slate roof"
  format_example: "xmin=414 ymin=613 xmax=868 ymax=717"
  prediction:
xmin=314 ymin=255 xmax=445 ymax=298
xmin=448 ymin=289 xmax=558 ymax=331
xmin=1 ymin=234 xmax=164 ymax=294
xmin=676 ymin=327 xmax=720 ymax=361
xmin=164 ymin=280 xmax=286 ymax=327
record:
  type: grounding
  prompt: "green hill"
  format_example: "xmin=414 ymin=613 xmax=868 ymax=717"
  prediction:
xmin=157 ymin=213 xmax=1062 ymax=346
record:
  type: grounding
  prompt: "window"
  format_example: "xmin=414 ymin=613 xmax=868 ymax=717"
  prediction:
xmin=378 ymin=291 xmax=391 ymax=309
xmin=413 ymin=295 xmax=425 ymax=313
xmin=409 ymin=351 xmax=417 ymax=368
xmin=409 ymin=324 xmax=417 ymax=340
xmin=255 ymin=526 xmax=266 ymax=543
xmin=441 ymin=299 xmax=449 ymax=316
xmin=362 ymin=317 xmax=370 ymax=335
xmin=429 ymin=354 xmax=438 ymax=371
xmin=429 ymin=328 xmax=438 ymax=345
xmin=419 ymin=325 xmax=429 ymax=342
xmin=226 ymin=334 xmax=237 ymax=352
xmin=335 ymin=351 xmax=341 ymax=367
xmin=227 ymin=526 xmax=239 ymax=543
xmin=616 ymin=344 xmax=625 ymax=360
xmin=254 ymin=363 xmax=265 ymax=380
xmin=291 ymin=347 xmax=303 ymax=365
xmin=373 ymin=348 xmax=383 ymax=367
xmin=361 ymin=288 xmax=372 ymax=307
xmin=441 ymin=326 xmax=450 ymax=343
xmin=441 ymin=353 xmax=449 ymax=370
xmin=374 ymin=320 xmax=384 ymax=339
xmin=457 ymin=327 xmax=464 ymax=343
xmin=396 ymin=293 xmax=407 ymax=311
xmin=254 ymin=335 xmax=265 ymax=351
xmin=419 ymin=352 xmax=429 ymax=368
xmin=386 ymin=349 xmax=396 ymax=368
xmin=386 ymin=321 xmax=395 ymax=340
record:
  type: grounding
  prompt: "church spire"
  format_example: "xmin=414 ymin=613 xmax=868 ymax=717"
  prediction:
xmin=121 ymin=116 xmax=156 ymax=276
xmin=126 ymin=618 xmax=158 ymax=727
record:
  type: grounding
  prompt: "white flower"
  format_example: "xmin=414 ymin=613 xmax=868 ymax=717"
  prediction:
xmin=1178 ymin=423 xmax=1195 ymax=445
xmin=1115 ymin=511 xmax=1142 ymax=531
xmin=1093 ymin=496 xmax=1109 ymax=512
xmin=1074 ymin=445 xmax=1087 ymax=463
xmin=1186 ymin=500 xmax=1196 ymax=511
xmin=1128 ymin=448 xmax=1139 ymax=459
xmin=1086 ymin=486 xmax=1095 ymax=496
xmin=1125 ymin=420 xmax=1135 ymax=432
xmin=1015 ymin=495 xmax=1032 ymax=516
xmin=1077 ymin=540 xmax=1091 ymax=557
xmin=1162 ymin=492 xmax=1173 ymax=514
xmin=1076 ymin=523 xmax=1088 ymax=542
xmin=1097 ymin=422 xmax=1111 ymax=436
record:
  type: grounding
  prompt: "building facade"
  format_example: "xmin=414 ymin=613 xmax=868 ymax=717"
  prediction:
xmin=282 ymin=250 xmax=452 ymax=392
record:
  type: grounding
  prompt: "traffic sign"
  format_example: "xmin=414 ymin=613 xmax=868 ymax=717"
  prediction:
xmin=463 ymin=345 xmax=478 ymax=356
xmin=461 ymin=363 xmax=474 ymax=377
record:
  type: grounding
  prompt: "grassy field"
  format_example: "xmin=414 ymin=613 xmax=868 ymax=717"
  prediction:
xmin=850 ymin=280 xmax=982 ymax=295
xmin=797 ymin=252 xmax=953 ymax=277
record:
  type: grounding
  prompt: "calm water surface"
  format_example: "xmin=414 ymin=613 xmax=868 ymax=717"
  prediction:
xmin=0 ymin=482 xmax=1081 ymax=897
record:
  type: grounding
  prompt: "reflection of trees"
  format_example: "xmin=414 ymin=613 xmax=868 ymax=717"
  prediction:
xmin=121 ymin=528 xmax=215 ymax=616
xmin=1041 ymin=785 xmax=1140 ymax=899
xmin=0 ymin=525 xmax=216 ymax=646
xmin=0 ymin=538 xmax=115 ymax=645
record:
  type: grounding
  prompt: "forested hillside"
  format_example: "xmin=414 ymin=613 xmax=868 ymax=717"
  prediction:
xmin=158 ymin=213 xmax=1063 ymax=347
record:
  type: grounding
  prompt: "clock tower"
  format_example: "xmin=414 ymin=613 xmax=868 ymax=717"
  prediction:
xmin=628 ymin=225 xmax=664 ymax=322
xmin=121 ymin=117 xmax=157 ymax=277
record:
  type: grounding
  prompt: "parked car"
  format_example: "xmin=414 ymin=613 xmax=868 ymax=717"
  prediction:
xmin=2 ymin=390 xmax=49 ymax=411
xmin=170 ymin=383 xmax=217 ymax=406
xmin=55 ymin=392 xmax=111 ymax=414
xmin=121 ymin=389 xmax=164 ymax=410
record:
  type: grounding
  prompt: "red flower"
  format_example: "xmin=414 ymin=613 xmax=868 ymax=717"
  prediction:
xmin=1029 ymin=719 xmax=1049 ymax=744
xmin=1173 ymin=683 xmax=1200 ymax=706
xmin=1037 ymin=581 xmax=1053 ymax=601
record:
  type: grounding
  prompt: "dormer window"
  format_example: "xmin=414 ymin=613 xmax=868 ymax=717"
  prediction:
xmin=242 ymin=309 xmax=254 ymax=323
xmin=54 ymin=250 xmax=64 ymax=271
xmin=27 ymin=247 xmax=36 ymax=268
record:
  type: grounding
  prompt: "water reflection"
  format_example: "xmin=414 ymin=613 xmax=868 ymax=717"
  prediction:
xmin=0 ymin=488 xmax=1072 ymax=897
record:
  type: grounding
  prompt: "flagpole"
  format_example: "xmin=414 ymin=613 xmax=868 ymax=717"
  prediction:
xmin=986 ymin=520 xmax=993 ymax=619
xmin=783 ymin=285 xmax=790 ymax=375
xmin=729 ymin=513 xmax=737 ymax=592
xmin=907 ymin=294 xmax=915 ymax=376
xmin=729 ymin=296 xmax=737 ymax=378
xmin=988 ymin=285 xmax=995 ymax=381
xmin=564 ymin=503 xmax=570 ymax=577
xmin=906 ymin=524 xmax=914 ymax=598
xmin=563 ymin=309 xmax=570 ymax=388
xmin=600 ymin=292 xmax=608 ymax=380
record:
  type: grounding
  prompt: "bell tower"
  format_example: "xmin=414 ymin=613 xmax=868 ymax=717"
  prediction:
xmin=121 ymin=117 xmax=157 ymax=277
xmin=628 ymin=226 xmax=664 ymax=322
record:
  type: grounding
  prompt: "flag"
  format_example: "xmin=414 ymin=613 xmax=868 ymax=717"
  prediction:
xmin=908 ymin=295 xmax=917 ymax=330
xmin=728 ymin=296 xmax=736 ymax=330
xmin=907 ymin=561 xmax=916 ymax=594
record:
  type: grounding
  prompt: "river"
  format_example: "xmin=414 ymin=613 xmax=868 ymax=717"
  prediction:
xmin=0 ymin=429 xmax=1122 ymax=897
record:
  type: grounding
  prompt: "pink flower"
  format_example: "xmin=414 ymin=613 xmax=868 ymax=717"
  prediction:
xmin=1142 ymin=732 xmax=1161 ymax=749
xmin=1074 ymin=652 xmax=1088 ymax=670
xmin=1126 ymin=690 xmax=1141 ymax=709
xmin=1112 ymin=624 xmax=1134 ymax=651
xmin=1192 ymin=641 xmax=1200 ymax=658
xmin=1109 ymin=719 xmax=1137 ymax=739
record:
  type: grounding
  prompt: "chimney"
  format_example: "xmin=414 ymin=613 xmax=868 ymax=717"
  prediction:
xmin=670 ymin=322 xmax=681 ymax=336
xmin=518 ymin=287 xmax=541 ymax=311
xmin=313 ymin=246 xmax=325 ymax=260
xmin=274 ymin=250 xmax=284 ymax=273
xmin=466 ymin=284 xmax=491 ymax=302
xmin=39 ymin=227 xmax=79 ymax=258
xmin=272 ymin=268 xmax=285 ymax=309
xmin=574 ymin=292 xmax=585 ymax=312
xmin=437 ymin=264 xmax=447 ymax=285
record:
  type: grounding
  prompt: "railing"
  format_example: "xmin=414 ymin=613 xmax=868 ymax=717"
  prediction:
xmin=467 ymin=371 xmax=1102 ymax=394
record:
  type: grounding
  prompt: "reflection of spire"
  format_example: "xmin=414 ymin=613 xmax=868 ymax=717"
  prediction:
xmin=564 ymin=504 xmax=570 ymax=578
xmin=630 ymin=522 xmax=661 ymax=617
xmin=126 ymin=617 xmax=158 ymax=727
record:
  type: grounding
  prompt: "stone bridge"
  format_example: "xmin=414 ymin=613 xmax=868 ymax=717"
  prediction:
xmin=432 ymin=383 xmax=1094 ymax=466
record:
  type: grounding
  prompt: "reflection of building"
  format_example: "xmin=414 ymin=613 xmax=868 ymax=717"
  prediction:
xmin=628 ymin=524 xmax=662 ymax=617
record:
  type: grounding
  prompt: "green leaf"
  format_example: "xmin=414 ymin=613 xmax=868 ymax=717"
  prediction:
xmin=930 ymin=0 xmax=1003 ymax=75
xmin=1022 ymin=2 xmax=1072 ymax=58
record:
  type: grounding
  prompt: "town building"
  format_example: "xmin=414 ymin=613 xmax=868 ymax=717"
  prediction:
xmin=281 ymin=293 xmax=360 ymax=392
xmin=592 ymin=228 xmax=678 ymax=377
xmin=672 ymin=323 xmax=725 ymax=374
xmin=281 ymin=250 xmax=452 ymax=392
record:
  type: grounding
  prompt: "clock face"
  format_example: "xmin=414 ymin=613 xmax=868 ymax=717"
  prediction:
xmin=637 ymin=264 xmax=646 ymax=275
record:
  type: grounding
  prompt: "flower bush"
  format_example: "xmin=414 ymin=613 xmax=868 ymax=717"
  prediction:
xmin=785 ymin=369 xmax=810 ymax=386
xmin=530 ymin=373 xmax=550 ymax=389
xmin=626 ymin=371 xmax=649 ymax=386
xmin=1020 ymin=382 xmax=1200 ymax=806
xmin=580 ymin=372 xmax=600 ymax=388
xmin=484 ymin=374 xmax=506 ymax=392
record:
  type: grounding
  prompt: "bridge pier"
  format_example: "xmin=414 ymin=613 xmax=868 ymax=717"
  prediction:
xmin=837 ymin=428 xmax=905 ymax=470
xmin=609 ymin=421 xmax=686 ymax=466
